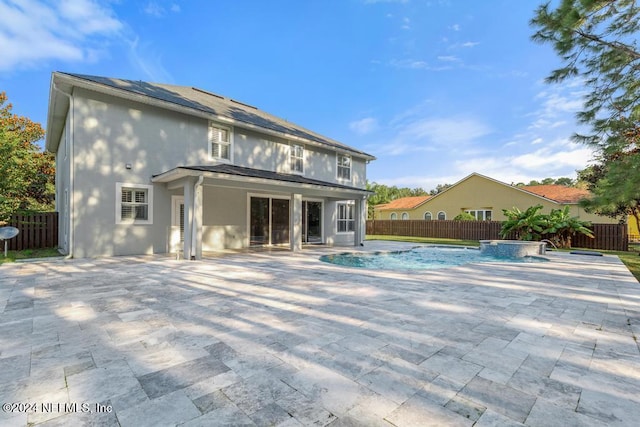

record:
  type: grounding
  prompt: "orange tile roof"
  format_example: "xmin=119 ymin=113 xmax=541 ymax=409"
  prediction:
xmin=375 ymin=195 xmax=431 ymax=210
xmin=521 ymin=185 xmax=591 ymax=203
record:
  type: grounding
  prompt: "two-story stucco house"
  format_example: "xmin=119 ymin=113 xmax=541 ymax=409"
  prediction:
xmin=45 ymin=72 xmax=375 ymax=259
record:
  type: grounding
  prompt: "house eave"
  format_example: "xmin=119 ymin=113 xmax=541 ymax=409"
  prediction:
xmin=152 ymin=167 xmax=373 ymax=197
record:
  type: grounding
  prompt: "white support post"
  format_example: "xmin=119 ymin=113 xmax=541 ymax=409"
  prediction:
xmin=182 ymin=178 xmax=194 ymax=260
xmin=193 ymin=178 xmax=203 ymax=260
xmin=291 ymin=193 xmax=302 ymax=251
xmin=354 ymin=197 xmax=366 ymax=246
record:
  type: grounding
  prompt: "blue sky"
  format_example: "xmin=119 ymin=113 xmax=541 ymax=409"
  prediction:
xmin=0 ymin=0 xmax=592 ymax=191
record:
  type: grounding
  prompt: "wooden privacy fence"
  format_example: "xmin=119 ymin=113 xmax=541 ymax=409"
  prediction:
xmin=4 ymin=212 xmax=58 ymax=251
xmin=366 ymin=220 xmax=628 ymax=251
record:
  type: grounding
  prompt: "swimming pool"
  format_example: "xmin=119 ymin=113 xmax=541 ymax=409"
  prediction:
xmin=320 ymin=245 xmax=548 ymax=270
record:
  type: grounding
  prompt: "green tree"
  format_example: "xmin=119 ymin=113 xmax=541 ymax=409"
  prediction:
xmin=367 ymin=181 xmax=430 ymax=218
xmin=453 ymin=212 xmax=476 ymax=221
xmin=430 ymin=183 xmax=452 ymax=195
xmin=577 ymin=155 xmax=640 ymax=227
xmin=531 ymin=1 xmax=640 ymax=222
xmin=554 ymin=177 xmax=575 ymax=186
xmin=531 ymin=0 xmax=640 ymax=145
xmin=0 ymin=92 xmax=54 ymax=222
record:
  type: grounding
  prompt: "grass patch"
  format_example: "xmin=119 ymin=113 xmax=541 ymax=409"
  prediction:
xmin=607 ymin=250 xmax=640 ymax=282
xmin=0 ymin=247 xmax=62 ymax=264
xmin=366 ymin=235 xmax=640 ymax=282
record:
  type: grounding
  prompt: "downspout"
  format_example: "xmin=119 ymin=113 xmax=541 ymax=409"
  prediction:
xmin=190 ymin=175 xmax=204 ymax=260
xmin=52 ymin=83 xmax=74 ymax=259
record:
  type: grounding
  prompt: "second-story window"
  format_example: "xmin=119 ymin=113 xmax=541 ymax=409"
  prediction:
xmin=209 ymin=123 xmax=232 ymax=161
xmin=290 ymin=144 xmax=304 ymax=174
xmin=337 ymin=154 xmax=351 ymax=181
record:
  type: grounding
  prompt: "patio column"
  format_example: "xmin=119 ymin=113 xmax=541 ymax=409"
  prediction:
xmin=182 ymin=178 xmax=193 ymax=259
xmin=354 ymin=196 xmax=366 ymax=246
xmin=290 ymin=193 xmax=302 ymax=251
xmin=192 ymin=177 xmax=203 ymax=260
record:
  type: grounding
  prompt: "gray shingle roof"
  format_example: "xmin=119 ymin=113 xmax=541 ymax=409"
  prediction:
xmin=154 ymin=164 xmax=372 ymax=193
xmin=62 ymin=73 xmax=374 ymax=159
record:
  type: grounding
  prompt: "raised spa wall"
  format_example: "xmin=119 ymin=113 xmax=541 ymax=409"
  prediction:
xmin=479 ymin=240 xmax=547 ymax=258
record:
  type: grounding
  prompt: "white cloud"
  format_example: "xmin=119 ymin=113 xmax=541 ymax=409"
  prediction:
xmin=437 ymin=55 xmax=459 ymax=62
xmin=450 ymin=24 xmax=460 ymax=31
xmin=390 ymin=59 xmax=429 ymax=69
xmin=127 ymin=37 xmax=173 ymax=83
xmin=144 ymin=1 xmax=165 ymax=17
xmin=0 ymin=0 xmax=123 ymax=71
xmin=510 ymin=138 xmax=593 ymax=171
xmin=144 ymin=1 xmax=181 ymax=17
xmin=380 ymin=115 xmax=492 ymax=156
xmin=349 ymin=117 xmax=380 ymax=135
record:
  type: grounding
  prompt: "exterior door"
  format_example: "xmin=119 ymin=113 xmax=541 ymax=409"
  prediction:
xmin=302 ymin=201 xmax=322 ymax=244
xmin=250 ymin=197 xmax=269 ymax=246
xmin=171 ymin=196 xmax=185 ymax=251
xmin=250 ymin=196 xmax=290 ymax=246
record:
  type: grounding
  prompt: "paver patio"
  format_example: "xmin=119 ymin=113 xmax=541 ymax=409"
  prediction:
xmin=1 ymin=241 xmax=639 ymax=426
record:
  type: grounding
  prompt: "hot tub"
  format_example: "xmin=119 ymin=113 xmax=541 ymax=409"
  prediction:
xmin=479 ymin=240 xmax=547 ymax=258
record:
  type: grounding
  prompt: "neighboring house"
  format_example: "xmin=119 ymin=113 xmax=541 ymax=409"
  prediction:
xmin=373 ymin=173 xmax=618 ymax=224
xmin=45 ymin=72 xmax=375 ymax=259
xmin=372 ymin=196 xmax=431 ymax=220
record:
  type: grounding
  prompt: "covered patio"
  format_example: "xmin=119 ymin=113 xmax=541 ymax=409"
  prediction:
xmin=152 ymin=164 xmax=372 ymax=259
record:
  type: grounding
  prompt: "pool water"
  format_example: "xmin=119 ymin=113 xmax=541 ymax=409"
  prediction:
xmin=320 ymin=246 xmax=547 ymax=270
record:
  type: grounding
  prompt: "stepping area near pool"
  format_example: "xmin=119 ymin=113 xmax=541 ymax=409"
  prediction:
xmin=1 ymin=240 xmax=639 ymax=426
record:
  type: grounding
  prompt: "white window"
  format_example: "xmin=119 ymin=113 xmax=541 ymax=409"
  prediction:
xmin=337 ymin=201 xmax=355 ymax=233
xmin=290 ymin=144 xmax=304 ymax=174
xmin=466 ymin=209 xmax=492 ymax=221
xmin=116 ymin=183 xmax=153 ymax=224
xmin=337 ymin=154 xmax=351 ymax=181
xmin=437 ymin=211 xmax=446 ymax=220
xmin=401 ymin=212 xmax=409 ymax=220
xmin=424 ymin=212 xmax=432 ymax=220
xmin=209 ymin=123 xmax=232 ymax=161
xmin=390 ymin=213 xmax=397 ymax=220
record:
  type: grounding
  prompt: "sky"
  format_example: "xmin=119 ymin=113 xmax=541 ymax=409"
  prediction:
xmin=0 ymin=0 xmax=594 ymax=191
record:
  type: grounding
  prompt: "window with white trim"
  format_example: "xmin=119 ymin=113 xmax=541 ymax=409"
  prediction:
xmin=290 ymin=144 xmax=304 ymax=174
xmin=465 ymin=209 xmax=492 ymax=221
xmin=116 ymin=183 xmax=153 ymax=224
xmin=209 ymin=123 xmax=232 ymax=161
xmin=390 ymin=213 xmax=397 ymax=220
xmin=337 ymin=154 xmax=351 ymax=181
xmin=424 ymin=212 xmax=432 ymax=220
xmin=401 ymin=212 xmax=409 ymax=220
xmin=437 ymin=211 xmax=446 ymax=220
xmin=337 ymin=201 xmax=355 ymax=233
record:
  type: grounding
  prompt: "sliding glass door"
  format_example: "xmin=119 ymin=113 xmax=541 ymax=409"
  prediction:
xmin=250 ymin=196 xmax=290 ymax=246
xmin=302 ymin=201 xmax=322 ymax=244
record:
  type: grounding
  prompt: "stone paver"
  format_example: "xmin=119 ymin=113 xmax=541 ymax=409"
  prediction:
xmin=1 ymin=241 xmax=640 ymax=426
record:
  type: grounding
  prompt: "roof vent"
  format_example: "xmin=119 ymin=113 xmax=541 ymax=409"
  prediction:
xmin=192 ymin=87 xmax=224 ymax=99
